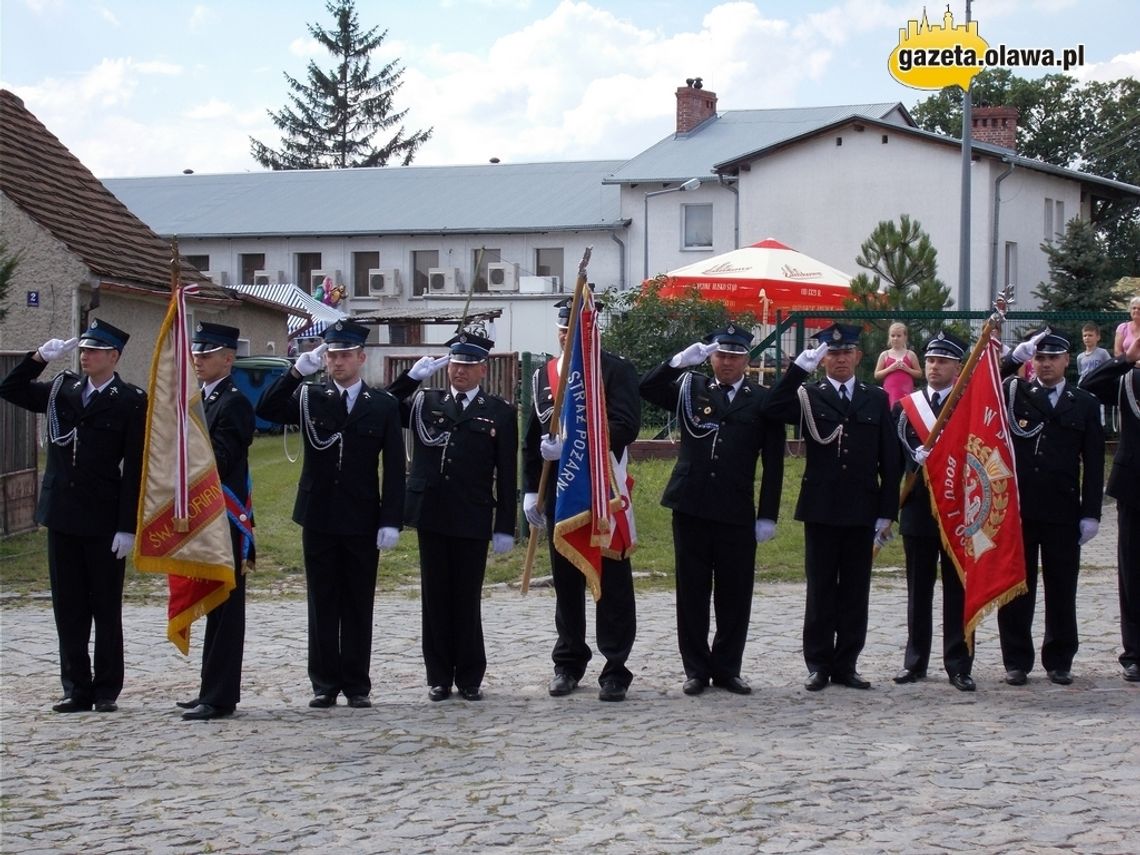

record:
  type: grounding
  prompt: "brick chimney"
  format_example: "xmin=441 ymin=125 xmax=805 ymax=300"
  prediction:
xmin=676 ymin=78 xmax=717 ymax=134
xmin=971 ymin=105 xmax=1018 ymax=150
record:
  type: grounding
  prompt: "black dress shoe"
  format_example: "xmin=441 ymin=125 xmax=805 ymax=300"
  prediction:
xmin=308 ymin=693 xmax=336 ymax=708
xmin=548 ymin=673 xmax=578 ymax=697
xmin=176 ymin=699 xmax=200 ymax=710
xmin=893 ymin=668 xmax=924 ymax=684
xmin=682 ymin=677 xmax=708 ymax=696
xmin=181 ymin=703 xmax=233 ymax=721
xmin=428 ymin=685 xmax=451 ymax=702
xmin=1004 ymin=669 xmax=1028 ymax=686
xmin=346 ymin=695 xmax=371 ymax=708
xmin=832 ymin=672 xmax=871 ymax=689
xmin=458 ymin=686 xmax=482 ymax=701
xmin=598 ymin=680 xmax=627 ymax=702
xmin=1124 ymin=663 xmax=1140 ymax=682
xmin=712 ymin=676 xmax=752 ymax=695
xmin=94 ymin=700 xmax=118 ymax=713
xmin=1047 ymin=669 xmax=1073 ymax=685
xmin=804 ymin=672 xmax=829 ymax=692
xmin=52 ymin=697 xmax=92 ymax=713
xmin=949 ymin=673 xmax=976 ymax=692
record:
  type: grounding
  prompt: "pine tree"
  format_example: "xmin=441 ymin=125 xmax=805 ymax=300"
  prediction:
xmin=1033 ymin=217 xmax=1122 ymax=312
xmin=843 ymin=215 xmax=957 ymax=372
xmin=250 ymin=0 xmax=432 ymax=170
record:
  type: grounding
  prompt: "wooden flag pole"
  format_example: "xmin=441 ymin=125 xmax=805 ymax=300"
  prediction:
xmin=520 ymin=247 xmax=592 ymax=594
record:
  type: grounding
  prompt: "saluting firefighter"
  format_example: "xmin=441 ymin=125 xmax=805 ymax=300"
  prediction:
xmin=256 ymin=321 xmax=405 ymax=709
xmin=523 ymin=298 xmax=642 ymax=702
xmin=891 ymin=330 xmax=976 ymax=692
xmin=998 ymin=328 xmax=1104 ymax=686
xmin=0 ymin=319 xmax=146 ymax=713
xmin=178 ymin=322 xmax=255 ymax=721
xmin=640 ymin=324 xmax=785 ymax=696
xmin=387 ymin=332 xmax=518 ymax=702
xmin=764 ymin=323 xmax=900 ymax=692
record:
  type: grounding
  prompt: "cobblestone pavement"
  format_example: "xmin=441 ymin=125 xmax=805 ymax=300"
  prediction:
xmin=2 ymin=504 xmax=1137 ymax=854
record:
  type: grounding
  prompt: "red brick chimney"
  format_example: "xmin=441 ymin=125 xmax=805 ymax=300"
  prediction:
xmin=676 ymin=78 xmax=717 ymax=133
xmin=971 ymin=105 xmax=1018 ymax=150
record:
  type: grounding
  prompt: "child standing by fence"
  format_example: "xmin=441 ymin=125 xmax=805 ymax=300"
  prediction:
xmin=874 ymin=322 xmax=922 ymax=406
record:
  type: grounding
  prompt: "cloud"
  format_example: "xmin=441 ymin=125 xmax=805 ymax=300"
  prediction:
xmin=96 ymin=5 xmax=120 ymax=27
xmin=1072 ymin=50 xmax=1140 ymax=84
xmin=289 ymin=37 xmax=324 ymax=59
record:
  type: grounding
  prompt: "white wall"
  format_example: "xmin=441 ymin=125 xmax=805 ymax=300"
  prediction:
xmin=619 ymin=182 xmax=735 ymax=284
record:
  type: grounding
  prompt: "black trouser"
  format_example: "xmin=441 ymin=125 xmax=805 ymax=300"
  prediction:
xmin=901 ymin=534 xmax=973 ymax=677
xmin=302 ymin=528 xmax=378 ymax=698
xmin=47 ymin=530 xmax=125 ymax=704
xmin=196 ymin=529 xmax=247 ymax=710
xmin=802 ymin=522 xmax=874 ymax=677
xmin=417 ymin=533 xmax=488 ymax=689
xmin=548 ymin=530 xmax=636 ymax=688
xmin=1117 ymin=500 xmax=1140 ymax=669
xmin=998 ymin=518 xmax=1081 ymax=673
xmin=672 ymin=512 xmax=756 ymax=682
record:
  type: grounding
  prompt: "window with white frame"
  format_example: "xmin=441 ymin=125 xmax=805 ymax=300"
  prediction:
xmin=1044 ymin=198 xmax=1054 ymax=242
xmin=682 ymin=203 xmax=713 ymax=249
xmin=1004 ymin=241 xmax=1018 ymax=294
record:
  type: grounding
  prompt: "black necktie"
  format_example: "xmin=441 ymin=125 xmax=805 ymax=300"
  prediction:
xmin=1046 ymin=386 xmax=1058 ymax=408
xmin=930 ymin=391 xmax=942 ymax=413
xmin=838 ymin=383 xmax=849 ymax=403
xmin=83 ymin=387 xmax=98 ymax=407
xmin=719 ymin=383 xmax=734 ymax=402
xmin=340 ymin=389 xmax=349 ymax=417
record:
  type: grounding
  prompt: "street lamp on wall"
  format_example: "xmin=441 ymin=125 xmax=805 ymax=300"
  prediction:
xmin=643 ymin=177 xmax=702 ymax=282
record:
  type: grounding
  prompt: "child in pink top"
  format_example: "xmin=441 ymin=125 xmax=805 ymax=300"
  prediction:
xmin=874 ymin=322 xmax=923 ymax=406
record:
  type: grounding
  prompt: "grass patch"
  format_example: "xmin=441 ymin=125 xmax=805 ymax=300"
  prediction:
xmin=2 ymin=434 xmax=917 ymax=601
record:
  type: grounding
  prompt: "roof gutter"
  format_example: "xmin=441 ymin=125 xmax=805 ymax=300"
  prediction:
xmin=989 ymin=156 xmax=1016 ymax=305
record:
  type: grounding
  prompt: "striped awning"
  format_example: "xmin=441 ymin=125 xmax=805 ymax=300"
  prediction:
xmin=227 ymin=283 xmax=348 ymax=337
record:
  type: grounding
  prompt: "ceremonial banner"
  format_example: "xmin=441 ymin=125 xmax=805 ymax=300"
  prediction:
xmin=553 ymin=289 xmax=623 ymax=601
xmin=135 ymin=284 xmax=235 ymax=653
xmin=925 ymin=339 xmax=1027 ymax=647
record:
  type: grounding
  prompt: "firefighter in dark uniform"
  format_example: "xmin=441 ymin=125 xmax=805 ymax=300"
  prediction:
xmin=640 ymin=324 xmax=785 ymax=695
xmin=999 ymin=328 xmax=1104 ymax=686
xmin=256 ymin=320 xmax=405 ymax=709
xmin=387 ymin=332 xmax=518 ymax=702
xmin=522 ymin=298 xmax=641 ymax=702
xmin=764 ymin=323 xmax=900 ymax=691
xmin=0 ymin=319 xmax=145 ymax=713
xmin=1080 ymin=334 xmax=1140 ymax=682
xmin=178 ymin=322 xmax=255 ymax=720
xmin=891 ymin=331 xmax=975 ymax=691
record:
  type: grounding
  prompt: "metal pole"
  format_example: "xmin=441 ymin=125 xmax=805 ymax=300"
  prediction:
xmin=958 ymin=0 xmax=973 ymax=312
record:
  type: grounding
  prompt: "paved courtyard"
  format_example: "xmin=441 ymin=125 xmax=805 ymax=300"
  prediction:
xmin=2 ymin=504 xmax=1137 ymax=854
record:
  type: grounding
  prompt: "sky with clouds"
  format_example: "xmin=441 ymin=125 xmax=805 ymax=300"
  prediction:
xmin=2 ymin=0 xmax=1137 ymax=177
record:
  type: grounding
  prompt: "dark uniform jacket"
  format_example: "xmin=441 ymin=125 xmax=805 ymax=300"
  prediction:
xmin=764 ymin=364 xmax=899 ymax=527
xmin=1079 ymin=356 xmax=1138 ymax=507
xmin=640 ymin=363 xmax=784 ymax=526
xmin=388 ymin=374 xmax=518 ymax=540
xmin=893 ymin=392 xmax=941 ymax=539
xmin=1000 ymin=363 xmax=1104 ymax=524
xmin=256 ymin=372 xmax=404 ymax=535
xmin=523 ymin=350 xmax=641 ymax=511
xmin=0 ymin=355 xmax=145 ymax=536
xmin=203 ymin=376 xmax=255 ymax=542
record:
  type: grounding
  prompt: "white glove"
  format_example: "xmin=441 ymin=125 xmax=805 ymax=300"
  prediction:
xmin=492 ymin=533 xmax=514 ymax=554
xmin=110 ymin=532 xmax=134 ymax=560
xmin=294 ymin=343 xmax=329 ymax=377
xmin=540 ymin=435 xmax=563 ymax=461
xmin=376 ymin=526 xmax=400 ymax=550
xmin=669 ymin=341 xmax=718 ymax=369
xmin=37 ymin=337 xmax=79 ymax=362
xmin=1011 ymin=329 xmax=1049 ymax=364
xmin=754 ymin=519 xmax=777 ymax=543
xmin=913 ymin=447 xmax=931 ymax=466
xmin=524 ymin=492 xmax=545 ymax=529
xmin=409 ymin=354 xmax=450 ymax=381
xmin=1078 ymin=518 xmax=1099 ymax=545
xmin=794 ymin=342 xmax=831 ymax=372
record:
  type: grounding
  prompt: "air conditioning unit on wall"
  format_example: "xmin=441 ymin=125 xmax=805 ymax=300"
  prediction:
xmin=519 ymin=275 xmax=559 ymax=294
xmin=253 ymin=270 xmax=282 ymax=286
xmin=486 ymin=262 xmax=519 ymax=292
xmin=368 ymin=268 xmax=400 ymax=297
xmin=427 ymin=267 xmax=460 ymax=294
xmin=202 ymin=270 xmax=228 ymax=287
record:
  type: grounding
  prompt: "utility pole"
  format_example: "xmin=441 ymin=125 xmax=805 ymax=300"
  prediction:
xmin=958 ymin=0 xmax=973 ymax=312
